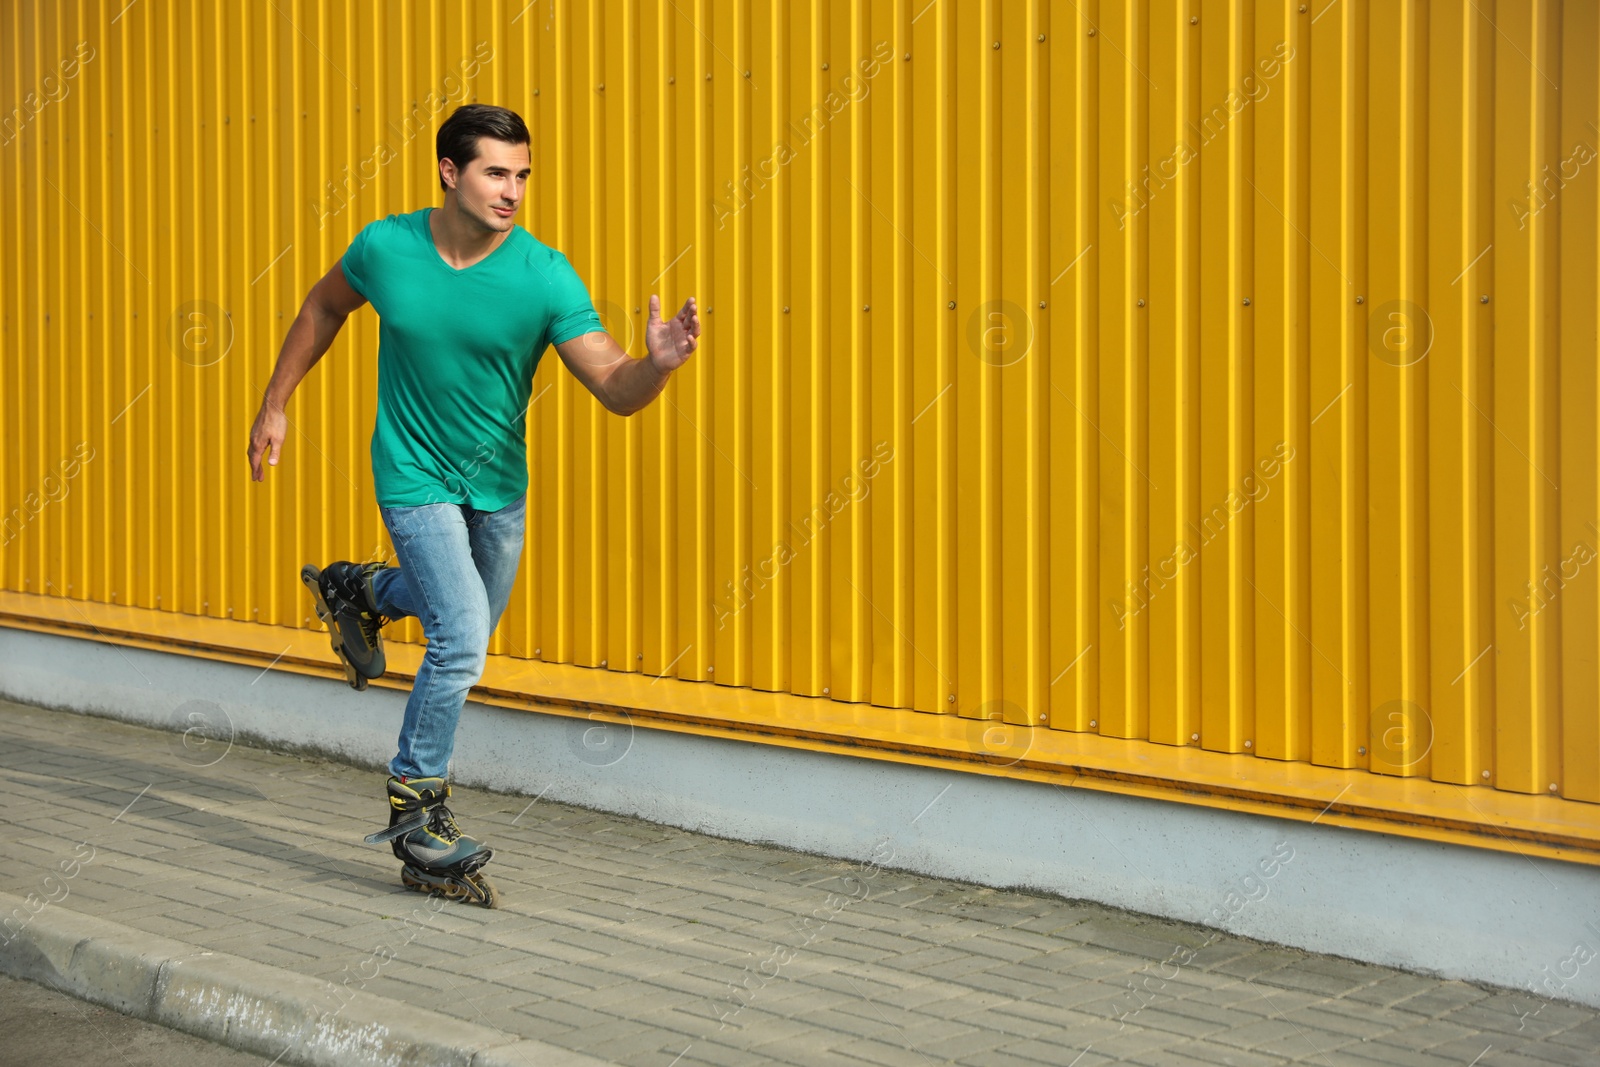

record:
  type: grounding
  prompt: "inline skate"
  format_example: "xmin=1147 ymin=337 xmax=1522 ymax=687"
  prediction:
xmin=300 ymin=560 xmax=390 ymax=690
xmin=364 ymin=776 xmax=499 ymax=908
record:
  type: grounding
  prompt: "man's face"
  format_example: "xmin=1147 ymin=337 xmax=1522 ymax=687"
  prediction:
xmin=451 ymin=137 xmax=530 ymax=232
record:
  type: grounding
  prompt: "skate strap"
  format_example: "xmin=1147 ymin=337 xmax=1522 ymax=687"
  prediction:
xmin=363 ymin=809 xmax=430 ymax=845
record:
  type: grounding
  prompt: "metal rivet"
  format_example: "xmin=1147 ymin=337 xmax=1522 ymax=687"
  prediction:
xmin=821 ymin=63 xmax=829 ymax=71
xmin=1037 ymin=34 xmax=1046 ymax=42
xmin=1088 ymin=28 xmax=1097 ymax=37
xmin=863 ymin=304 xmax=870 ymax=312
xmin=600 ymin=659 xmax=608 ymax=668
xmin=1242 ymin=297 xmax=1252 ymax=306
xmin=597 ymin=84 xmax=605 ymax=91
xmin=203 ymin=600 xmax=208 ymax=608
xmin=1190 ymin=16 xmax=1198 ymax=24
xmin=1358 ymin=746 xmax=1368 ymax=755
xmin=1244 ymin=740 xmax=1253 ymax=748
xmin=783 ymin=306 xmax=790 ymax=313
xmin=948 ymin=694 xmax=957 ymax=704
xmin=993 ymin=41 xmax=1001 ymax=49
xmin=1089 ymin=719 xmax=1097 ymax=728
xmin=744 ymin=70 xmax=751 ymax=79
xmin=1300 ymin=4 xmax=1308 ymax=11
xmin=823 ymin=687 xmax=831 ymax=696
xmin=948 ymin=300 xmax=956 ymax=310
xmin=1480 ymin=295 xmax=1490 ymax=304
xmin=635 ymin=306 xmax=641 ymax=313
xmin=1039 ymin=714 xmax=1047 ymax=722
xmin=1137 ymin=298 xmax=1146 ymax=307
xmin=705 ymin=73 xmax=712 ymax=80
xmin=533 ymin=89 xmax=540 ymax=96
xmin=1191 ymin=732 xmax=1200 ymax=741
xmin=1355 ymin=295 xmax=1364 ymax=304
xmin=904 ymin=53 xmax=911 ymax=61
xmin=1481 ymin=770 xmax=1491 ymax=779
xmin=1039 ymin=301 xmax=1046 ymax=309
xmin=667 ymin=76 xmax=675 ymax=84
xmin=1550 ymin=783 xmax=1560 ymax=792
xmin=707 ymin=665 xmax=715 ymax=673
xmin=637 ymin=653 xmax=643 ymax=659
xmin=534 ymin=648 xmax=542 ymax=657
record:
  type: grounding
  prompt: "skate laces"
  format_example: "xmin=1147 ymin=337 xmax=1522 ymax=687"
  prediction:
xmin=358 ymin=609 xmax=390 ymax=646
xmin=353 ymin=563 xmax=394 ymax=637
xmin=427 ymin=802 xmax=464 ymax=844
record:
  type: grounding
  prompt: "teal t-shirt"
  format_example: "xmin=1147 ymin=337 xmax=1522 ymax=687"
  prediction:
xmin=340 ymin=207 xmax=604 ymax=509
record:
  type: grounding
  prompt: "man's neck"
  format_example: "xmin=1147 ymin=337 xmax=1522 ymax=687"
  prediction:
xmin=428 ymin=201 xmax=510 ymax=269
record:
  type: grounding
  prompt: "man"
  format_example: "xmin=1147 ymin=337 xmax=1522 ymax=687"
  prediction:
xmin=246 ymin=104 xmax=700 ymax=907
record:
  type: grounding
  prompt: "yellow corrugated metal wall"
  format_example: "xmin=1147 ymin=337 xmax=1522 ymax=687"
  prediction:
xmin=2 ymin=1 xmax=1597 ymax=801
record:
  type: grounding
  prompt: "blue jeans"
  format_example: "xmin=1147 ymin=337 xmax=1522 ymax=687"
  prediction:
xmin=367 ymin=491 xmax=526 ymax=780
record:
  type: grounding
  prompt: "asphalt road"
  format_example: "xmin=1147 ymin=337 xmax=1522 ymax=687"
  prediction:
xmin=0 ymin=972 xmax=274 ymax=1066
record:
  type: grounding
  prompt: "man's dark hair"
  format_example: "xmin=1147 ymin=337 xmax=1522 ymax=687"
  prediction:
xmin=436 ymin=104 xmax=530 ymax=192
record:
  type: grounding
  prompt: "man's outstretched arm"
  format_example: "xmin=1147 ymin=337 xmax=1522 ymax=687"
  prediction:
xmin=248 ymin=260 xmax=369 ymax=481
xmin=555 ymin=294 xmax=701 ymax=417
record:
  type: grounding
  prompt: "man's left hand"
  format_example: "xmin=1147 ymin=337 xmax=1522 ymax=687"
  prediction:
xmin=645 ymin=294 xmax=701 ymax=372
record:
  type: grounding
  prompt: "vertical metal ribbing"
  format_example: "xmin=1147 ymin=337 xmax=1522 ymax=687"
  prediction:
xmin=0 ymin=0 xmax=1595 ymax=809
xmin=1555 ymin=0 xmax=1600 ymax=804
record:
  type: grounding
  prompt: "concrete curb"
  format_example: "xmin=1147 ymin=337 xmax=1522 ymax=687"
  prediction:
xmin=0 ymin=890 xmax=613 ymax=1067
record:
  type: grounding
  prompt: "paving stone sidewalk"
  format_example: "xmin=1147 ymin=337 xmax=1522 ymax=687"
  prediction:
xmin=1 ymin=697 xmax=1594 ymax=1067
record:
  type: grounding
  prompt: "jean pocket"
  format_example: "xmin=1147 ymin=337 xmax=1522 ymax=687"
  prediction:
xmin=383 ymin=502 xmax=437 ymax=543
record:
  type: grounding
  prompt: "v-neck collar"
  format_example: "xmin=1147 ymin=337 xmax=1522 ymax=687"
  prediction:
xmin=424 ymin=206 xmax=516 ymax=275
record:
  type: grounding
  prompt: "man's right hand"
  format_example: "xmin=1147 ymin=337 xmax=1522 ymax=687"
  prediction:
xmin=248 ymin=257 xmax=366 ymax=483
xmin=248 ymin=402 xmax=287 ymax=481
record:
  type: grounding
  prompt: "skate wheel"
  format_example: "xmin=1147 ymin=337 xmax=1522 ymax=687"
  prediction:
xmin=300 ymin=565 xmax=327 ymax=616
xmin=400 ymin=865 xmax=439 ymax=899
xmin=464 ymin=871 xmax=500 ymax=909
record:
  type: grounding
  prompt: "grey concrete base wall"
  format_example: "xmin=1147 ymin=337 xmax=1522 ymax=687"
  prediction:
xmin=4 ymin=626 xmax=1598 ymax=1008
